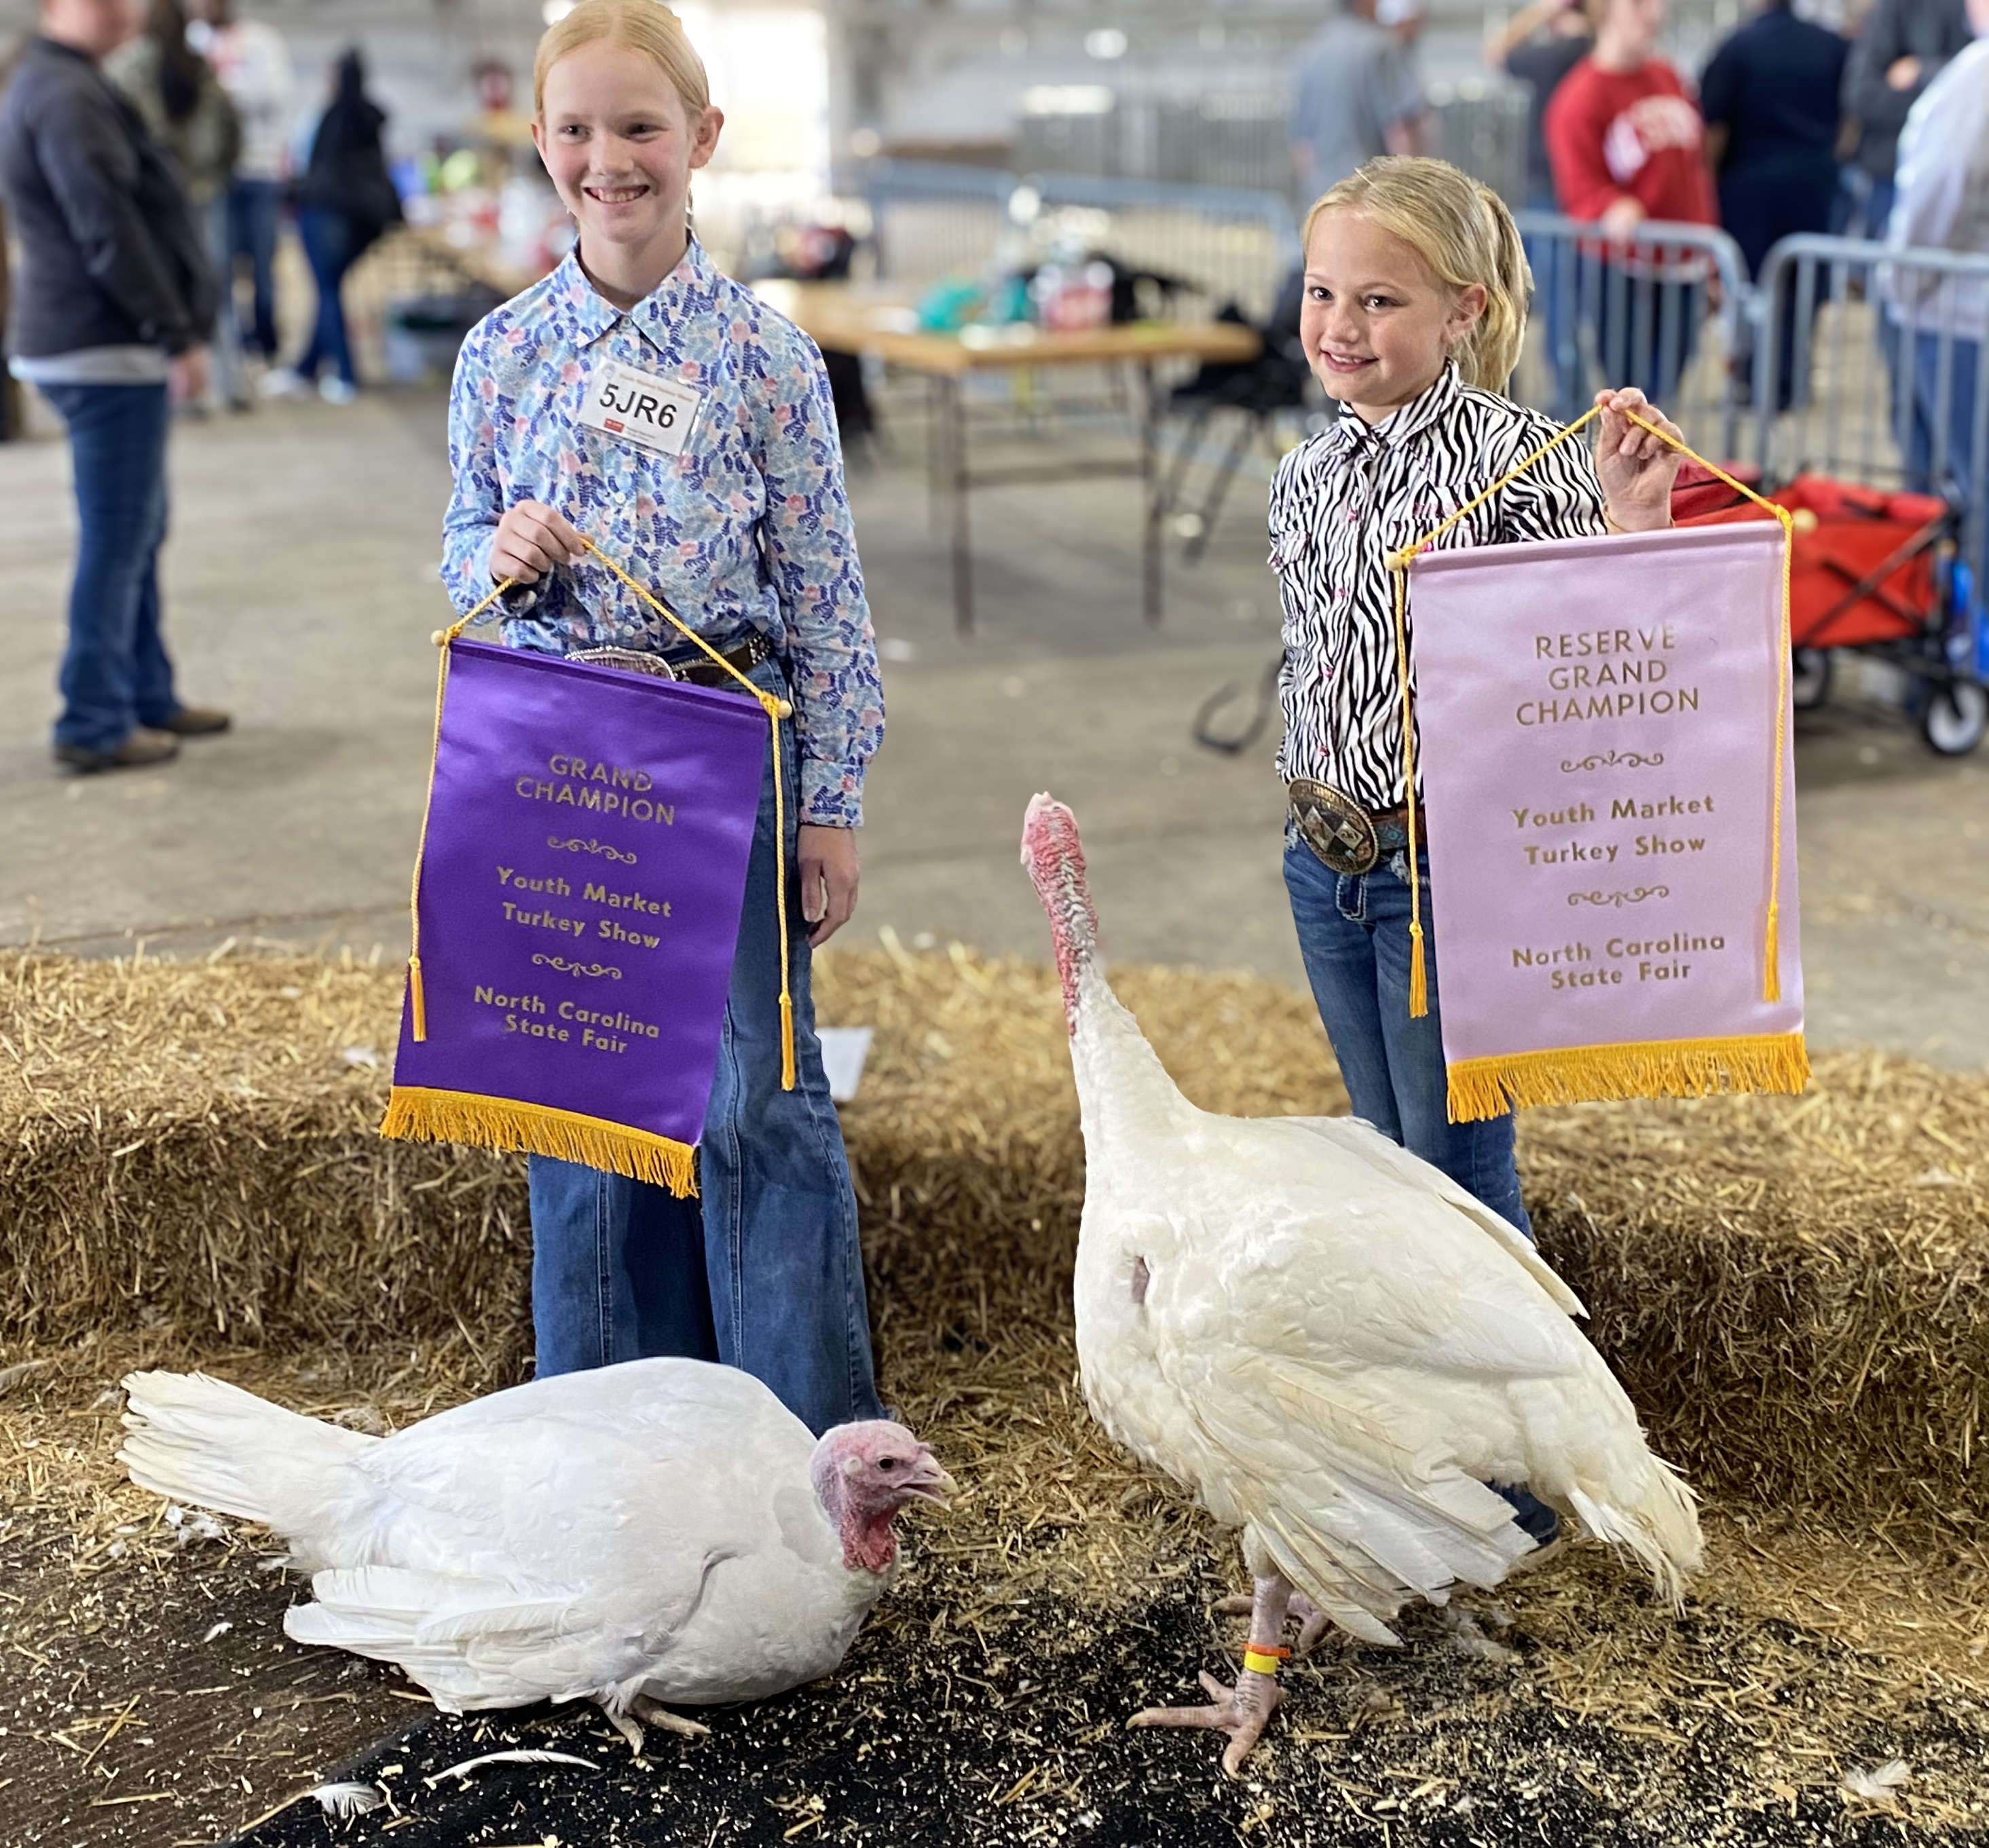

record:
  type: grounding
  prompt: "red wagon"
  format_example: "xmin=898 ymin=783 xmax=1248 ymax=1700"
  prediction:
xmin=1673 ymin=464 xmax=1987 ymax=754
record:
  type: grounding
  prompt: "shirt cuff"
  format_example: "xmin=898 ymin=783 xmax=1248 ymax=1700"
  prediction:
xmin=799 ymin=757 xmax=866 ymax=828
xmin=450 ymin=533 xmax=540 ymax=620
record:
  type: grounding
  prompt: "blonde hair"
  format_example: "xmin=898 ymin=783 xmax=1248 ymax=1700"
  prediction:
xmin=1302 ymin=157 xmax=1531 ymax=394
xmin=533 ymin=0 xmax=710 ymax=121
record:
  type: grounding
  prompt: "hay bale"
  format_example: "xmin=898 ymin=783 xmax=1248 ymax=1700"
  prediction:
xmin=1523 ymin=1070 xmax=1989 ymax=1526
xmin=0 ymin=950 xmax=527 ymax=1355
xmin=3 ymin=945 xmax=1984 ymax=1525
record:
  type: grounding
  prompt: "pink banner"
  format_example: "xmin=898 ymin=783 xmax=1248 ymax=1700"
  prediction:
xmin=1409 ymin=523 xmax=1806 ymax=1119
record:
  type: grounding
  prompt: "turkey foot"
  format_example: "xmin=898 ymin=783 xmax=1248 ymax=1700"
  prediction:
xmin=1216 ymin=1587 xmax=1331 ymax=1655
xmin=603 ymin=1695 xmax=711 ymax=1753
xmin=1130 ymin=1572 xmax=1292 ymax=1774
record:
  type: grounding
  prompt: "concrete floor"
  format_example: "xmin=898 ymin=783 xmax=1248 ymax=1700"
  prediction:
xmin=2 ymin=380 xmax=1986 ymax=1069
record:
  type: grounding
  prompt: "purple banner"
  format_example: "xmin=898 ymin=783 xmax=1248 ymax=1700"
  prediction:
xmin=390 ymin=641 xmax=767 ymax=1153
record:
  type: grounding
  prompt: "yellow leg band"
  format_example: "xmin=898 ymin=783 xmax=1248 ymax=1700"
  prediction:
xmin=1242 ymin=1647 xmax=1289 ymax=1676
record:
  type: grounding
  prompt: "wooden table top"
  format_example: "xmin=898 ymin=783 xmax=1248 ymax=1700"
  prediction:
xmin=752 ymin=280 xmax=1262 ymax=376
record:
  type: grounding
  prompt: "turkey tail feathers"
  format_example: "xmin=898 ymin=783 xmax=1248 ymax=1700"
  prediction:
xmin=1567 ymin=1460 xmax=1703 ymax=1609
xmin=119 ymin=1369 xmax=377 ymax=1540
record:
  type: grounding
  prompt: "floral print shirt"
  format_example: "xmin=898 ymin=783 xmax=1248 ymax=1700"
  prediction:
xmin=441 ymin=239 xmax=882 ymax=827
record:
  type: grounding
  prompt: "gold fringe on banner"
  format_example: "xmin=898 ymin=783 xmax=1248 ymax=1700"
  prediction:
xmin=1447 ymin=1033 xmax=1811 ymax=1123
xmin=381 ymin=1085 xmax=699 ymax=1196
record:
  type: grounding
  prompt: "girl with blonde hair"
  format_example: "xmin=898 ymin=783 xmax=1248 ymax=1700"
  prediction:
xmin=439 ymin=0 xmax=886 ymax=1434
xmin=1271 ymin=155 xmax=1677 ymax=1282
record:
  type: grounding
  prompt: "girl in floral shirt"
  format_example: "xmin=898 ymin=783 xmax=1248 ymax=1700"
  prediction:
xmin=441 ymin=0 xmax=885 ymax=1435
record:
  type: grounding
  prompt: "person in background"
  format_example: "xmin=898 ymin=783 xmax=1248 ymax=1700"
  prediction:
xmin=1885 ymin=0 xmax=1989 ymax=504
xmin=107 ymin=0 xmax=245 ymax=409
xmin=1698 ymin=0 xmax=1848 ymax=407
xmin=263 ymin=49 xmax=400 ymax=405
xmin=0 ymin=0 xmax=229 ymax=774
xmin=1487 ymin=0 xmax=1597 ymax=416
xmin=1489 ymin=0 xmax=1597 ymax=212
xmin=1543 ymin=0 xmax=1717 ymax=403
xmin=185 ymin=0 xmax=291 ymax=367
xmin=1290 ymin=0 xmax=1432 ymax=204
xmin=1839 ymin=0 xmax=1969 ymax=238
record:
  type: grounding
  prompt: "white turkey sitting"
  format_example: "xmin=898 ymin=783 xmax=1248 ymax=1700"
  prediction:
xmin=120 ymin=1358 xmax=952 ymax=1746
xmin=1020 ymin=793 xmax=1701 ymax=1772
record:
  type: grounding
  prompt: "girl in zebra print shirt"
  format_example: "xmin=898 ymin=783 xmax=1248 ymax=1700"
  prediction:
xmin=1273 ymin=157 xmax=1683 ymax=1242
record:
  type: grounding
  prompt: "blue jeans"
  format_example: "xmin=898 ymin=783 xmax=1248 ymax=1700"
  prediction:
xmin=228 ymin=176 xmax=284 ymax=360
xmin=1523 ymin=191 xmax=1583 ymax=424
xmin=1283 ymin=835 xmax=1530 ymax=1237
xmin=40 ymin=382 xmax=179 ymax=754
xmin=202 ymin=192 xmax=246 ymax=405
xmin=527 ymin=658 xmax=885 ymax=1435
xmin=296 ymin=206 xmax=360 ymax=386
xmin=1576 ymin=257 xmax=1703 ymax=408
xmin=1906 ymin=328 xmax=1981 ymax=510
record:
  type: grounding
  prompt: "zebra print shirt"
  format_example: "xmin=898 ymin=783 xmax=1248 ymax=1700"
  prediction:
xmin=1269 ymin=362 xmax=1608 ymax=811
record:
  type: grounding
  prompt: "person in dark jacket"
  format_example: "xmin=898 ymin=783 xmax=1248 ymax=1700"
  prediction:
xmin=1840 ymin=0 xmax=1971 ymax=236
xmin=0 ymin=0 xmax=230 ymax=774
xmin=1700 ymin=0 xmax=1849 ymax=406
xmin=264 ymin=48 xmax=399 ymax=404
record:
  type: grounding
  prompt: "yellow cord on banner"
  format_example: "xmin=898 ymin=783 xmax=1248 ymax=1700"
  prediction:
xmin=1382 ymin=402 xmax=1794 ymax=1018
xmin=407 ymin=577 xmax=515 ymax=1042
xmin=407 ymin=541 xmax=802 ymax=1093
xmin=576 ymin=535 xmax=799 ymax=1092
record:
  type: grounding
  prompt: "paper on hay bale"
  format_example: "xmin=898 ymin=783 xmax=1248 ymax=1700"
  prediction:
xmin=817 ymin=1026 xmax=874 ymax=1104
xmin=1409 ymin=522 xmax=1807 ymax=1119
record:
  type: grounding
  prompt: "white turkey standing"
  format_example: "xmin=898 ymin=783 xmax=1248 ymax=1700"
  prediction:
xmin=1020 ymin=793 xmax=1701 ymax=1771
xmin=120 ymin=1357 xmax=952 ymax=1746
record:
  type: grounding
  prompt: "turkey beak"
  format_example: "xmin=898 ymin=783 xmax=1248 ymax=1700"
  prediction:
xmin=900 ymin=1450 xmax=957 ymax=1509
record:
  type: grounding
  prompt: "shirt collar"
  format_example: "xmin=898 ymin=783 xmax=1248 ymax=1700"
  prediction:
xmin=1322 ymin=360 xmax=1464 ymax=455
xmin=555 ymin=235 xmax=722 ymax=352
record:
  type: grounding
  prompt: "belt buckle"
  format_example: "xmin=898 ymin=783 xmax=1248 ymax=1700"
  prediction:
xmin=1289 ymin=778 xmax=1380 ymax=875
xmin=569 ymin=645 xmax=678 ymax=681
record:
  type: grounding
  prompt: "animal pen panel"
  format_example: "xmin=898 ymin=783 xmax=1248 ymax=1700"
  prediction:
xmin=1753 ymin=233 xmax=1989 ymax=600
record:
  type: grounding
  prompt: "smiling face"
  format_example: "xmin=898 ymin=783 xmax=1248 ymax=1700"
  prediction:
xmin=1299 ymin=208 xmax=1486 ymax=425
xmin=532 ymin=37 xmax=722 ymax=299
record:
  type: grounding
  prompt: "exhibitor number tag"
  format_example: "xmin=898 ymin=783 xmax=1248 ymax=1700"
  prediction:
xmin=580 ymin=360 xmax=703 ymax=457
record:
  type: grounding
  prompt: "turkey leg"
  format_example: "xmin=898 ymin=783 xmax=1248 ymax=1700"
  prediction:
xmin=1128 ymin=1570 xmax=1290 ymax=1773
xmin=601 ymin=1694 xmax=712 ymax=1754
xmin=1215 ymin=1587 xmax=1331 ymax=1655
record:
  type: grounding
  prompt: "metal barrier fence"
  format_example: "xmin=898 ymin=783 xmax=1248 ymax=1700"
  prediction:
xmin=863 ymin=159 xmax=1299 ymax=324
xmin=854 ymin=178 xmax=1989 ymax=600
xmin=1752 ymin=233 xmax=1989 ymax=592
xmin=1428 ymin=79 xmax=1530 ymax=208
xmin=1509 ymin=210 xmax=1752 ymax=459
xmin=863 ymin=159 xmax=1017 ymax=293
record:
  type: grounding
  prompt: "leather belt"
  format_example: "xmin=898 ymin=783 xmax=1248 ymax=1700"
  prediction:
xmin=1289 ymin=778 xmax=1425 ymax=876
xmin=570 ymin=632 xmax=777 ymax=690
xmin=667 ymin=630 xmax=777 ymax=689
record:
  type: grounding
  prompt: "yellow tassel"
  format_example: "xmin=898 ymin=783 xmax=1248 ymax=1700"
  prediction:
xmin=1762 ymin=901 xmax=1782 ymax=1002
xmin=380 ymin=1085 xmax=699 ymax=1196
xmin=1445 ymin=1033 xmax=1809 ymax=1123
xmin=780 ymin=993 xmax=796 ymax=1092
xmin=407 ymin=956 xmax=428 ymax=1043
xmin=1407 ymin=921 xmax=1430 ymax=1019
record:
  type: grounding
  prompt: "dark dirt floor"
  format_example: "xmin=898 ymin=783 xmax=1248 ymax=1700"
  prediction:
xmin=6 ymin=1431 xmax=1984 ymax=1848
xmin=224 ymin=1564 xmax=1985 ymax=1848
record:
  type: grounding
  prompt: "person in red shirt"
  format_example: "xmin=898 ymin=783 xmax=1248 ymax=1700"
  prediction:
xmin=1543 ymin=0 xmax=1718 ymax=402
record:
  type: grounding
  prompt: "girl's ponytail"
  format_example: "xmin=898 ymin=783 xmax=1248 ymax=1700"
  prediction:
xmin=1303 ymin=157 xmax=1534 ymax=396
xmin=1466 ymin=181 xmax=1529 ymax=393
